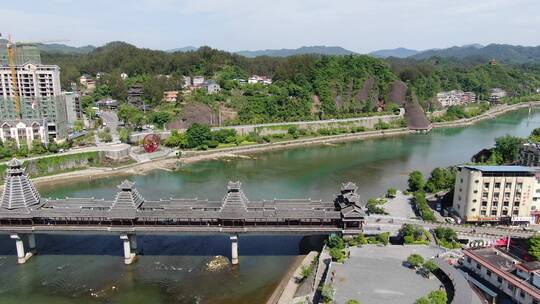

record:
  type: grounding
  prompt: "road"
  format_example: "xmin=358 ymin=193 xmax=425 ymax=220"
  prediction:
xmin=98 ymin=110 xmax=120 ymax=143
xmin=365 ymin=215 xmax=537 ymax=238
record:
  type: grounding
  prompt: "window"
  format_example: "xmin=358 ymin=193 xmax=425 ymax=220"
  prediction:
xmin=515 ymin=202 xmax=520 ymax=207
xmin=484 ymin=182 xmax=490 ymax=188
xmin=508 ymin=284 xmax=514 ymax=291
xmin=482 ymin=201 xmax=488 ymax=207
xmin=486 ymin=269 xmax=492 ymax=276
xmin=481 ymin=211 xmax=487 ymax=215
xmin=513 ymin=210 xmax=519 ymax=215
xmin=495 ymin=182 xmax=501 ymax=188
xmin=461 ymin=178 xmax=464 ymax=183
xmin=476 ymin=263 xmax=481 ymax=270
xmin=471 ymin=208 xmax=476 ymax=212
xmin=520 ymin=290 xmax=525 ymax=298
xmin=483 ymin=193 xmax=489 ymax=198
xmin=505 ymin=183 xmax=512 ymax=189
xmin=502 ymin=210 xmax=508 ymax=216
xmin=497 ymin=276 xmax=502 ymax=283
xmin=473 ymin=199 xmax=477 ymax=203
xmin=474 ymin=190 xmax=478 ymax=194
xmin=491 ymin=210 xmax=497 ymax=215
xmin=467 ymin=257 xmax=471 ymax=263
xmin=492 ymin=202 xmax=498 ymax=207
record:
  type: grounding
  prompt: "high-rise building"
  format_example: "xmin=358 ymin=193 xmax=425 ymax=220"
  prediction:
xmin=0 ymin=40 xmax=41 ymax=66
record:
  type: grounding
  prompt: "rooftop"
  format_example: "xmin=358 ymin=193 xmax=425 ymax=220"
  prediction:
xmin=462 ymin=165 xmax=537 ymax=174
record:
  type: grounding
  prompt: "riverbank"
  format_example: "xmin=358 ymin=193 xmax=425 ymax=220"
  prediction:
xmin=11 ymin=100 xmax=540 ymax=190
xmin=431 ymin=101 xmax=540 ymax=128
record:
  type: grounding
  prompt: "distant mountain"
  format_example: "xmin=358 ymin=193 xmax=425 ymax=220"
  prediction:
xmin=236 ymin=46 xmax=356 ymax=58
xmin=166 ymin=46 xmax=198 ymax=53
xmin=412 ymin=44 xmax=540 ymax=63
xmin=37 ymin=43 xmax=95 ymax=54
xmin=369 ymin=47 xmax=420 ymax=58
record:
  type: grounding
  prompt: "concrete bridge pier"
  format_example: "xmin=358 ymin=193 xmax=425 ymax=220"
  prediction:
xmin=10 ymin=233 xmax=33 ymax=264
xmin=27 ymin=234 xmax=37 ymax=254
xmin=230 ymin=235 xmax=239 ymax=265
xmin=120 ymin=234 xmax=137 ymax=265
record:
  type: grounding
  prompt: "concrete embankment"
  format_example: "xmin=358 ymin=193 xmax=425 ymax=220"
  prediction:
xmin=431 ymin=101 xmax=540 ymax=129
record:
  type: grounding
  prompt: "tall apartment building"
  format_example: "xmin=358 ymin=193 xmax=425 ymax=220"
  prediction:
xmin=452 ymin=165 xmax=538 ymax=224
xmin=0 ymin=63 xmax=70 ymax=143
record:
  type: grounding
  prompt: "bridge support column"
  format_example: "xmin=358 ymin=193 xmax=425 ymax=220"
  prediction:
xmin=11 ymin=234 xmax=33 ymax=264
xmin=27 ymin=234 xmax=37 ymax=254
xmin=230 ymin=235 xmax=239 ymax=265
xmin=120 ymin=234 xmax=137 ymax=265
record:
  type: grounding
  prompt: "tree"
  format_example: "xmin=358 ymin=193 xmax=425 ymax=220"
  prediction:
xmin=17 ymin=143 xmax=29 ymax=157
xmin=320 ymin=284 xmax=335 ymax=304
xmin=73 ymin=120 xmax=85 ymax=132
xmin=327 ymin=234 xmax=345 ymax=249
xmin=186 ymin=123 xmax=212 ymax=148
xmin=528 ymin=236 xmax=540 ymax=260
xmin=47 ymin=141 xmax=59 ymax=153
xmin=423 ymin=260 xmax=439 ymax=277
xmin=493 ymin=135 xmax=523 ymax=164
xmin=407 ymin=254 xmax=424 ymax=268
xmin=387 ymin=188 xmax=397 ymax=198
xmin=425 ymin=167 xmax=456 ymax=193
xmin=118 ymin=104 xmax=145 ymax=128
xmin=378 ymin=232 xmax=390 ymax=246
xmin=288 ymin=126 xmax=300 ymax=139
xmin=415 ymin=297 xmax=430 ymax=304
xmin=426 ymin=290 xmax=447 ymax=304
xmin=119 ymin=128 xmax=131 ymax=144
xmin=149 ymin=111 xmax=172 ymax=128
xmin=164 ymin=130 xmax=188 ymax=148
xmin=30 ymin=139 xmax=47 ymax=154
xmin=408 ymin=171 xmax=425 ymax=192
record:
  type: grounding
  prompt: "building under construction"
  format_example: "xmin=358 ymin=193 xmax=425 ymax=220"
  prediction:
xmin=0 ymin=39 xmax=81 ymax=145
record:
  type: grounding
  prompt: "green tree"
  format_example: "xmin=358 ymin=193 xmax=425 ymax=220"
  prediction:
xmin=408 ymin=171 xmax=425 ymax=192
xmin=17 ymin=143 xmax=29 ymax=157
xmin=423 ymin=260 xmax=439 ymax=277
xmin=493 ymin=135 xmax=524 ymax=164
xmin=186 ymin=123 xmax=212 ymax=148
xmin=528 ymin=236 xmax=540 ymax=260
xmin=47 ymin=141 xmax=59 ymax=153
xmin=425 ymin=167 xmax=456 ymax=193
xmin=30 ymin=139 xmax=47 ymax=154
xmin=288 ymin=126 xmax=300 ymax=139
xmin=149 ymin=111 xmax=172 ymax=129
xmin=119 ymin=128 xmax=131 ymax=144
xmin=426 ymin=290 xmax=447 ymax=304
xmin=407 ymin=254 xmax=424 ymax=268
xmin=118 ymin=104 xmax=145 ymax=128
xmin=73 ymin=120 xmax=84 ymax=132
xmin=164 ymin=130 xmax=188 ymax=148
xmin=378 ymin=232 xmax=390 ymax=246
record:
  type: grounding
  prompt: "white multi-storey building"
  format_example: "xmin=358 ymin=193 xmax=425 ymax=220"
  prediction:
xmin=0 ymin=119 xmax=48 ymax=147
xmin=436 ymin=90 xmax=476 ymax=107
xmin=0 ymin=63 xmax=61 ymax=99
xmin=452 ymin=165 xmax=538 ymax=224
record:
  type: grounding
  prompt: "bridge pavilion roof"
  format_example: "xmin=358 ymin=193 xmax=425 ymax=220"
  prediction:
xmin=0 ymin=159 xmax=363 ymax=222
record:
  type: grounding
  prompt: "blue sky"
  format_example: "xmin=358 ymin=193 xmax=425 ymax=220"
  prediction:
xmin=1 ymin=0 xmax=539 ymax=53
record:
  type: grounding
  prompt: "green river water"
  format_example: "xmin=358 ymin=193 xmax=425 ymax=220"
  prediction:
xmin=1 ymin=107 xmax=540 ymax=304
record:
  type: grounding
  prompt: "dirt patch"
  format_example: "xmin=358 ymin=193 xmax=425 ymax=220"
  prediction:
xmin=311 ymin=95 xmax=321 ymax=115
xmin=166 ymin=103 xmax=218 ymax=129
xmin=356 ymin=77 xmax=375 ymax=103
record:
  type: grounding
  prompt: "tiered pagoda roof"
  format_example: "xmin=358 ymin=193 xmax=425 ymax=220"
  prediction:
xmin=0 ymin=158 xmax=41 ymax=211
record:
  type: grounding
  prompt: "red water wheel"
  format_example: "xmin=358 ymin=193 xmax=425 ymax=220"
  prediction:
xmin=143 ymin=134 xmax=160 ymax=153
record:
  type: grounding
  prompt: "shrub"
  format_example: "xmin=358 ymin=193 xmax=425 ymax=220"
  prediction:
xmin=423 ymin=260 xmax=439 ymax=276
xmin=300 ymin=265 xmax=313 ymax=280
xmin=329 ymin=247 xmax=346 ymax=262
xmin=387 ymin=188 xmax=397 ymax=198
xmin=206 ymin=140 xmax=219 ymax=149
xmin=407 ymin=254 xmax=424 ymax=268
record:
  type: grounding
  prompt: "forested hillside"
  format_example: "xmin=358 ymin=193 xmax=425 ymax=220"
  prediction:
xmin=41 ymin=42 xmax=540 ymax=126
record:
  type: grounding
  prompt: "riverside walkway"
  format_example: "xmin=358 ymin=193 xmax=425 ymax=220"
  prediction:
xmin=0 ymin=158 xmax=365 ymax=265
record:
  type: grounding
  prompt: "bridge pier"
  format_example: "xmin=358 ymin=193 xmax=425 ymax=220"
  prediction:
xmin=28 ymin=234 xmax=37 ymax=253
xmin=120 ymin=234 xmax=137 ymax=265
xmin=10 ymin=234 xmax=33 ymax=264
xmin=230 ymin=235 xmax=239 ymax=265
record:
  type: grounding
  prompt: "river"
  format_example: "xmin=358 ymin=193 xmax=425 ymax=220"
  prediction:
xmin=1 ymin=108 xmax=539 ymax=304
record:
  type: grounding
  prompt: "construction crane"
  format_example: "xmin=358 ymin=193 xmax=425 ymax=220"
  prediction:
xmin=5 ymin=34 xmax=21 ymax=118
xmin=2 ymin=34 xmax=70 ymax=119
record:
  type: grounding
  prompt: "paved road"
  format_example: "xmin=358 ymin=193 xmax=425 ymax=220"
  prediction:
xmin=99 ymin=110 xmax=120 ymax=142
xmin=365 ymin=215 xmax=537 ymax=238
